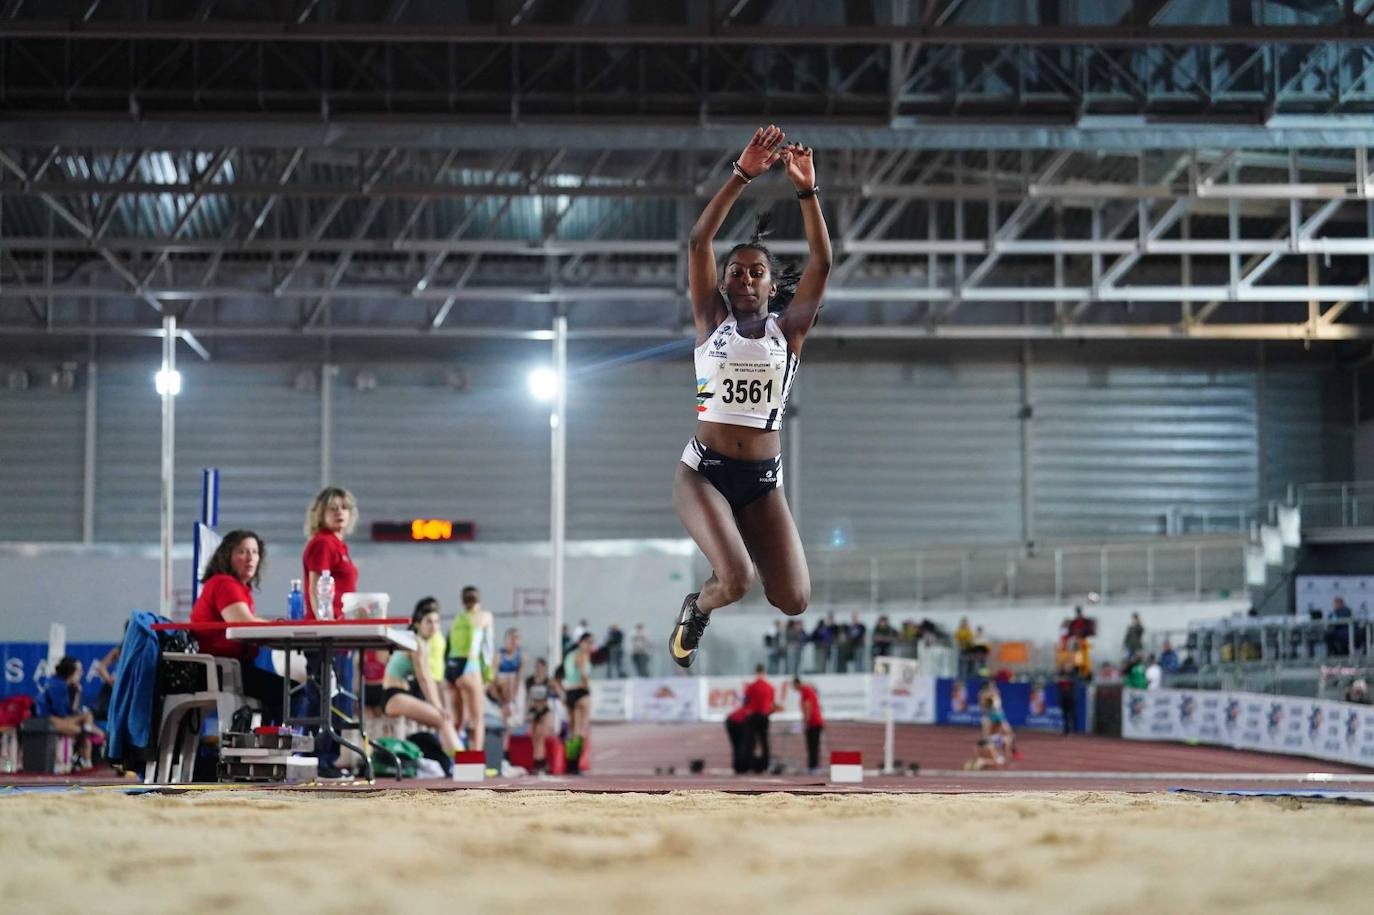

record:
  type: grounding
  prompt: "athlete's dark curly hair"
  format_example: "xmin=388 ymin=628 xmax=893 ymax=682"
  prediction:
xmin=720 ymin=212 xmax=802 ymax=313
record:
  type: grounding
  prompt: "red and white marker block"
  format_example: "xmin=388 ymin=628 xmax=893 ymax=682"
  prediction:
xmin=829 ymin=750 xmax=863 ymax=783
xmin=452 ymin=750 xmax=485 ymax=782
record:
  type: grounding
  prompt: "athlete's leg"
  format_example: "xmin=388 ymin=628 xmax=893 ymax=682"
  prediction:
xmin=457 ymin=673 xmax=485 ymax=751
xmin=735 ymin=487 xmax=810 ymax=616
xmin=673 ymin=463 xmax=756 ymax=613
xmin=383 ymin=692 xmax=462 ymax=755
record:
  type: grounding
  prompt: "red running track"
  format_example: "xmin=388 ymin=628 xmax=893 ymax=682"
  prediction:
xmin=583 ymin=722 xmax=1374 ymax=777
xmin=6 ymin=723 xmax=1369 ymax=795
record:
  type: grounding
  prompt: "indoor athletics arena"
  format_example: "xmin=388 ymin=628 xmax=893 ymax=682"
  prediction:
xmin=4 ymin=2 xmax=1374 ymax=913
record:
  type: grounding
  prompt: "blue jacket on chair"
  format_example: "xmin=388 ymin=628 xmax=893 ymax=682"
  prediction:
xmin=106 ymin=610 xmax=162 ymax=765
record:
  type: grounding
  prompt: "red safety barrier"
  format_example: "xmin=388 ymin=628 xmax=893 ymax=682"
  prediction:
xmin=151 ymin=618 xmax=410 ymax=631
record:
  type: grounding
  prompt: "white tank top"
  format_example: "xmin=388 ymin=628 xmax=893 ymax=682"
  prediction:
xmin=693 ymin=314 xmax=799 ymax=431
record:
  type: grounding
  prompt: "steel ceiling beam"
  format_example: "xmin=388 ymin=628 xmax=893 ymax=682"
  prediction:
xmin=6 ymin=121 xmax=1374 ymax=152
xmin=2 ymin=321 xmax=1370 ymax=342
xmin=3 ymin=21 xmax=1372 ymax=45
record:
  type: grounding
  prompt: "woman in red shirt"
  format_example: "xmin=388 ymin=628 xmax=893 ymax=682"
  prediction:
xmin=301 ymin=487 xmax=360 ymax=775
xmin=302 ymin=487 xmax=359 ymax=620
xmin=189 ymin=529 xmax=286 ymax=723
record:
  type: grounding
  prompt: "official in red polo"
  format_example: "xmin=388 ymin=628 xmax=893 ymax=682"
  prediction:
xmin=794 ymin=675 xmax=825 ymax=773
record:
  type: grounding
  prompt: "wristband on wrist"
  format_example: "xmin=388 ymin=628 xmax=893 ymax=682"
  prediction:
xmin=731 ymin=160 xmax=756 ymax=183
xmin=796 ymin=185 xmax=820 ymax=199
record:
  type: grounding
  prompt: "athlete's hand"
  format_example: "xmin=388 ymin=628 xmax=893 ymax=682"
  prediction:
xmin=780 ymin=142 xmax=815 ymax=189
xmin=737 ymin=125 xmax=785 ymax=178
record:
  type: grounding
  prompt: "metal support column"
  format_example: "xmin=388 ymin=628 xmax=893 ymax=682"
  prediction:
xmin=159 ymin=314 xmax=176 ymax=618
xmin=549 ymin=311 xmax=568 ymax=668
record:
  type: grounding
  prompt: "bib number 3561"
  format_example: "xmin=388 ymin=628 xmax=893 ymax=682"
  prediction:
xmin=720 ymin=378 xmax=774 ymax=405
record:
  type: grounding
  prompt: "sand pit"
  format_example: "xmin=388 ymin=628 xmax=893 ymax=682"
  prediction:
xmin=2 ymin=789 xmax=1371 ymax=914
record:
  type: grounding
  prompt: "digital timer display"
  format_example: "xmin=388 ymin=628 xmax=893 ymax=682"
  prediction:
xmin=371 ymin=520 xmax=476 ymax=543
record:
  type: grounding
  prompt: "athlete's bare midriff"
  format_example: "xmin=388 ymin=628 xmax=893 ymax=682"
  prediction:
xmin=696 ymin=420 xmax=782 ymax=461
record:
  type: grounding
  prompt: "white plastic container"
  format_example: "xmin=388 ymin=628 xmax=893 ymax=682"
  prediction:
xmin=341 ymin=592 xmax=390 ymax=620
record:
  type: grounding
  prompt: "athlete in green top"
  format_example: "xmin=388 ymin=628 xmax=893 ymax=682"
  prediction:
xmin=444 ymin=585 xmax=495 ymax=753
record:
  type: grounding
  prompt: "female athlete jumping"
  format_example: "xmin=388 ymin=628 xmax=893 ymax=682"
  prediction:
xmin=669 ymin=125 xmax=832 ymax=668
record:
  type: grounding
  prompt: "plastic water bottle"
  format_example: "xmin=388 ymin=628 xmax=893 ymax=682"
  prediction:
xmin=314 ymin=571 xmax=335 ymax=621
xmin=287 ymin=579 xmax=305 ymax=621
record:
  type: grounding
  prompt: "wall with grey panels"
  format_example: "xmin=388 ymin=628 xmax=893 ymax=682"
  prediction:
xmin=1031 ymin=366 xmax=1261 ymax=539
xmin=332 ymin=362 xmax=553 ymax=543
xmin=795 ymin=361 xmax=1025 ymax=547
xmin=0 ymin=380 xmax=85 ymax=542
xmin=0 ymin=353 xmax=1359 ymax=547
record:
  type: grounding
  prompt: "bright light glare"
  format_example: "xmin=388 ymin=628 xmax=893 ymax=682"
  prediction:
xmin=528 ymin=367 xmax=559 ymax=402
xmin=154 ymin=369 xmax=182 ymax=396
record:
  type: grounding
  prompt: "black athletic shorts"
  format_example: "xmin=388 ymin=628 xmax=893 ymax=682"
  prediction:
xmin=680 ymin=437 xmax=782 ymax=513
xmin=445 ymin=657 xmax=470 ymax=682
xmin=565 ymin=687 xmax=589 ymax=707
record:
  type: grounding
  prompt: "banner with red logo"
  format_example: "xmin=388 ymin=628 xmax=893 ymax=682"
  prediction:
xmin=1123 ymin=687 xmax=1374 ymax=769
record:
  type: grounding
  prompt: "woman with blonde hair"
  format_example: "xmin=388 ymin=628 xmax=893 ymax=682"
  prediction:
xmin=302 ymin=486 xmax=360 ymax=777
xmin=302 ymin=486 xmax=359 ymax=621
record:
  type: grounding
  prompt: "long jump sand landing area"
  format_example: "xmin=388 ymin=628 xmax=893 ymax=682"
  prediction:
xmin=3 ymin=789 xmax=1372 ymax=914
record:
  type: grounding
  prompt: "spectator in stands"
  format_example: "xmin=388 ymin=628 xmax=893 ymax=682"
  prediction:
xmin=1345 ymin=678 xmax=1370 ymax=705
xmin=1055 ymin=662 xmax=1078 ymax=735
xmin=563 ymin=632 xmax=594 ymax=773
xmin=1070 ymin=637 xmax=1092 ymax=679
xmin=845 ymin=613 xmax=866 ymax=672
xmin=810 ymin=616 xmax=834 ymax=673
xmin=1328 ymin=597 xmax=1356 ymax=656
xmin=953 ymin=620 xmax=975 ymax=677
xmin=872 ymin=615 xmax=897 ymax=659
xmin=1068 ymin=606 xmax=1091 ymax=641
xmin=526 ymin=658 xmax=562 ymax=773
xmin=561 ymin=624 xmax=574 ymax=659
xmin=785 ymin=620 xmax=805 ymax=675
xmin=1145 ymin=653 xmax=1163 ymax=690
xmin=794 ymin=675 xmax=825 ymax=773
xmin=1123 ymin=656 xmax=1148 ymax=689
xmin=190 ymin=529 xmax=286 ymax=724
xmin=1123 ymin=613 xmax=1144 ymax=659
xmin=954 ymin=617 xmax=974 ymax=654
xmin=631 ymin=623 xmax=651 ymax=677
xmin=38 ymin=657 xmax=102 ymax=769
xmin=1159 ymin=640 xmax=1180 ymax=673
xmin=764 ymin=620 xmax=784 ymax=674
xmin=833 ymin=617 xmax=851 ymax=673
xmin=605 ymin=624 xmax=626 ymax=678
xmin=1178 ymin=653 xmax=1198 ymax=674
xmin=381 ymin=602 xmax=464 ymax=771
xmin=899 ymin=619 xmax=921 ymax=658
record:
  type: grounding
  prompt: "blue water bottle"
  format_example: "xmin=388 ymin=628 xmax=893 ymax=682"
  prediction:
xmin=287 ymin=578 xmax=305 ymax=621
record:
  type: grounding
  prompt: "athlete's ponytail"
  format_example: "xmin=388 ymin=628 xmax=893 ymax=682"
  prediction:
xmin=722 ymin=211 xmax=801 ymax=313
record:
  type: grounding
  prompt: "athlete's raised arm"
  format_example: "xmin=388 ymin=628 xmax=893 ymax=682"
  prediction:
xmin=688 ymin=125 xmax=785 ymax=343
xmin=776 ymin=143 xmax=832 ymax=353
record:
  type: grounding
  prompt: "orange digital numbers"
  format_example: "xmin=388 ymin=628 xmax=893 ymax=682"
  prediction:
xmin=409 ymin=519 xmax=454 ymax=541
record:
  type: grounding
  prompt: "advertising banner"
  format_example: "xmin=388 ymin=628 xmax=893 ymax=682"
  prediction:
xmin=938 ymin=679 xmax=1086 ymax=732
xmin=589 ymin=678 xmax=630 ymax=722
xmin=1 ymin=642 xmax=116 ymax=702
xmin=626 ymin=677 xmax=700 ymax=723
xmin=868 ymin=672 xmax=937 ymax=724
xmin=1123 ymin=686 xmax=1374 ymax=770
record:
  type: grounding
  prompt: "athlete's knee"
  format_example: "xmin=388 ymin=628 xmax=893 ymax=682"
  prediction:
xmin=768 ymin=585 xmax=809 ymax=616
xmin=715 ymin=565 xmax=755 ymax=604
